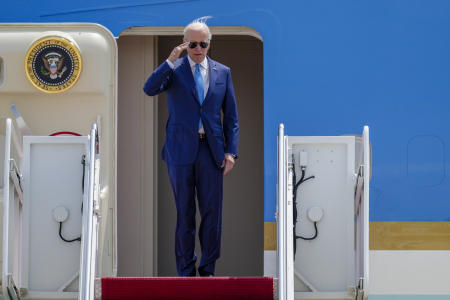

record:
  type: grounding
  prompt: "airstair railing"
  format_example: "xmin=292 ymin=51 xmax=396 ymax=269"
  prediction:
xmin=3 ymin=118 xmax=12 ymax=294
xmin=277 ymin=124 xmax=286 ymax=300
xmin=277 ymin=124 xmax=294 ymax=300
xmin=2 ymin=118 xmax=24 ymax=300
xmin=362 ymin=126 xmax=370 ymax=289
xmin=79 ymin=123 xmax=100 ymax=300
xmin=354 ymin=126 xmax=370 ymax=298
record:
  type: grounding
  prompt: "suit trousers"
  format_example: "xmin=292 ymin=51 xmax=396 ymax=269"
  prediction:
xmin=166 ymin=138 xmax=223 ymax=276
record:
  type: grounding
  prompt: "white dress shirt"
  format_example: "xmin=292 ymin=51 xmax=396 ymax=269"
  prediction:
xmin=165 ymin=56 xmax=209 ymax=97
xmin=166 ymin=56 xmax=209 ymax=133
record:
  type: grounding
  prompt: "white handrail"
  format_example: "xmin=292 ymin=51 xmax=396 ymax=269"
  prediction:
xmin=354 ymin=126 xmax=370 ymax=295
xmin=277 ymin=124 xmax=286 ymax=300
xmin=79 ymin=123 xmax=99 ymax=300
xmin=2 ymin=118 xmax=23 ymax=300
xmin=363 ymin=126 xmax=370 ymax=289
xmin=2 ymin=118 xmax=12 ymax=299
xmin=277 ymin=124 xmax=294 ymax=300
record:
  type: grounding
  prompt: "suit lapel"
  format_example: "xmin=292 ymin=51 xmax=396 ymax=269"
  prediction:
xmin=203 ymin=56 xmax=217 ymax=106
xmin=180 ymin=56 xmax=200 ymax=105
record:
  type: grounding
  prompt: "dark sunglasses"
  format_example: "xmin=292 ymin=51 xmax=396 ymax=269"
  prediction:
xmin=189 ymin=41 xmax=209 ymax=49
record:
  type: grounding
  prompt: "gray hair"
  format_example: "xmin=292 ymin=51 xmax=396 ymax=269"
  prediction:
xmin=183 ymin=16 xmax=212 ymax=41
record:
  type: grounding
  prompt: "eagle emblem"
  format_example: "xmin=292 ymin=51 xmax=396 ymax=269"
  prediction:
xmin=41 ymin=52 xmax=68 ymax=79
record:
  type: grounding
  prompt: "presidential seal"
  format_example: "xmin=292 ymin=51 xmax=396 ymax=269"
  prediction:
xmin=25 ymin=36 xmax=82 ymax=93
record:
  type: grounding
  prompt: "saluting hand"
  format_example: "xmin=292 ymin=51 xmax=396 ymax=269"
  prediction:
xmin=168 ymin=42 xmax=189 ymax=63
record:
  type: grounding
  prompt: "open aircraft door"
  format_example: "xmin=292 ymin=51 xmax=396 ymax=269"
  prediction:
xmin=0 ymin=24 xmax=117 ymax=299
xmin=277 ymin=124 xmax=370 ymax=300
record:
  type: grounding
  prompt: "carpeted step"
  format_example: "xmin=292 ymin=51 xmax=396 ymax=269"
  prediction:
xmin=101 ymin=276 xmax=274 ymax=300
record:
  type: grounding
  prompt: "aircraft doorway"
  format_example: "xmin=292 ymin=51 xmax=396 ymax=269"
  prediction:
xmin=117 ymin=32 xmax=264 ymax=276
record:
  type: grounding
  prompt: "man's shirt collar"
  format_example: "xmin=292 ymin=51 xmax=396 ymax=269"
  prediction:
xmin=187 ymin=55 xmax=208 ymax=70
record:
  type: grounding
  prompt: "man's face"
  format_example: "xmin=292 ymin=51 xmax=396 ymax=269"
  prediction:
xmin=185 ymin=28 xmax=210 ymax=64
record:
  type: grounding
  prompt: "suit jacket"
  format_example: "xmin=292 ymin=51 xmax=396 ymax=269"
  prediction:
xmin=143 ymin=55 xmax=239 ymax=167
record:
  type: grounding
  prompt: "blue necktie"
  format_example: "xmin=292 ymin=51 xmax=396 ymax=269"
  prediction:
xmin=194 ymin=64 xmax=204 ymax=130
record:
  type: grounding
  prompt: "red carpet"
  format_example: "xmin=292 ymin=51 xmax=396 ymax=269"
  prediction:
xmin=101 ymin=277 xmax=274 ymax=300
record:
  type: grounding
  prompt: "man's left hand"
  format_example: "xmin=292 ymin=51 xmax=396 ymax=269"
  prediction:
xmin=221 ymin=154 xmax=235 ymax=175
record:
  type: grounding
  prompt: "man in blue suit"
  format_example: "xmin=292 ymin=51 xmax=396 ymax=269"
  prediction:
xmin=143 ymin=18 xmax=239 ymax=277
